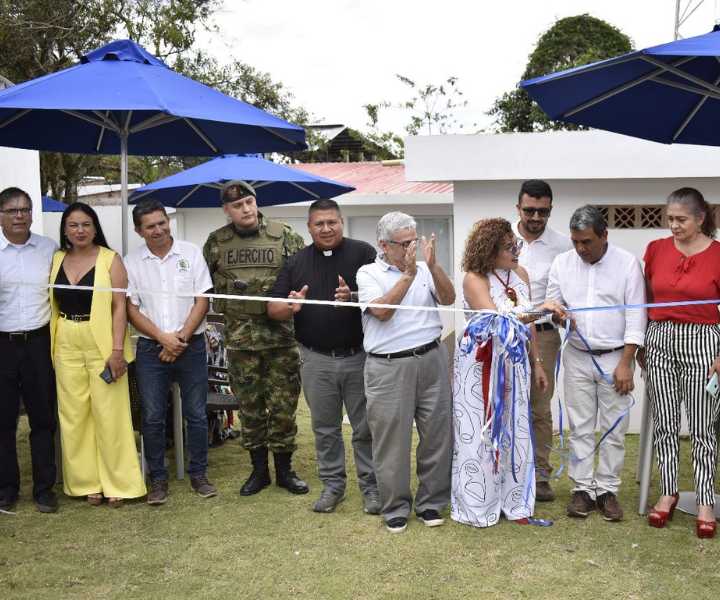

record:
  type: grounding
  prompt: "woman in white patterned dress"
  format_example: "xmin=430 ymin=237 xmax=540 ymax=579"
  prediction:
xmin=451 ymin=218 xmax=565 ymax=528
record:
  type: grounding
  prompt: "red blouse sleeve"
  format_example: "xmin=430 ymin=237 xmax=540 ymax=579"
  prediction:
xmin=643 ymin=239 xmax=657 ymax=280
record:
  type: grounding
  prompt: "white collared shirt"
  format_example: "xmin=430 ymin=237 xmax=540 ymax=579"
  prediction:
xmin=546 ymin=243 xmax=647 ymax=350
xmin=513 ymin=222 xmax=572 ymax=323
xmin=357 ymin=256 xmax=443 ymax=354
xmin=125 ymin=239 xmax=213 ymax=337
xmin=0 ymin=231 xmax=57 ymax=331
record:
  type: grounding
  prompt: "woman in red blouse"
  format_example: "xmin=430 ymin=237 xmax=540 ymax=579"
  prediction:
xmin=643 ymin=187 xmax=720 ymax=539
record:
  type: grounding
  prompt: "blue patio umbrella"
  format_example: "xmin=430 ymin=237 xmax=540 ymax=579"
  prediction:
xmin=0 ymin=39 xmax=306 ymax=251
xmin=41 ymin=196 xmax=66 ymax=212
xmin=130 ymin=154 xmax=354 ymax=208
xmin=520 ymin=26 xmax=720 ymax=146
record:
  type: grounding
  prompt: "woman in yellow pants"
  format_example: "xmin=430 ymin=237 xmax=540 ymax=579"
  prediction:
xmin=50 ymin=203 xmax=145 ymax=506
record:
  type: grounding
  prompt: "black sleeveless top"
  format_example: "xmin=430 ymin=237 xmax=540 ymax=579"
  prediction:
xmin=54 ymin=264 xmax=95 ymax=315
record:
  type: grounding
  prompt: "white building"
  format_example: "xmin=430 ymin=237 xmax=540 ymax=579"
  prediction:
xmin=406 ymin=129 xmax=720 ymax=432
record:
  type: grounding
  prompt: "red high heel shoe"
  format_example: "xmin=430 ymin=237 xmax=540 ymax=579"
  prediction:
xmin=696 ymin=518 xmax=717 ymax=539
xmin=648 ymin=494 xmax=679 ymax=528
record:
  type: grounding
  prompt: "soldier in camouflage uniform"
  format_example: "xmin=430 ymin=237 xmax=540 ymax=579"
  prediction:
xmin=203 ymin=180 xmax=309 ymax=496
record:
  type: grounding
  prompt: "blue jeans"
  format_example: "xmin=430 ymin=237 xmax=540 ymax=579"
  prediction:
xmin=135 ymin=335 xmax=209 ymax=481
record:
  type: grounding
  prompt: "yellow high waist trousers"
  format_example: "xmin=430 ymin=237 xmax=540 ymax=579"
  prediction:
xmin=50 ymin=247 xmax=145 ymax=499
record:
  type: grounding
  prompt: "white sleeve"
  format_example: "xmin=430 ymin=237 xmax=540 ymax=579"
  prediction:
xmin=545 ymin=256 xmax=564 ymax=304
xmin=357 ymin=266 xmax=384 ymax=311
xmin=125 ymin=257 xmax=141 ymax=306
xmin=192 ymin=245 xmax=213 ymax=294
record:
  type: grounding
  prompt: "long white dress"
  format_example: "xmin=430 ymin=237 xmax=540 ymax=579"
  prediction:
xmin=451 ymin=270 xmax=536 ymax=527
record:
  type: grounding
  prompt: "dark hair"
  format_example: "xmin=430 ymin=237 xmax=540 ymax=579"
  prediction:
xmin=132 ymin=198 xmax=168 ymax=227
xmin=462 ymin=218 xmax=513 ymax=274
xmin=518 ymin=179 xmax=553 ymax=203
xmin=0 ymin=187 xmax=32 ymax=209
xmin=667 ymin=187 xmax=716 ymax=238
xmin=569 ymin=205 xmax=607 ymax=236
xmin=59 ymin=202 xmax=110 ymax=250
xmin=308 ymin=198 xmax=341 ymax=215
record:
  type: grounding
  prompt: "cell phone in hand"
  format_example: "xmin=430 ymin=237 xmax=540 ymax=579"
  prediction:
xmin=706 ymin=372 xmax=719 ymax=399
xmin=99 ymin=365 xmax=114 ymax=384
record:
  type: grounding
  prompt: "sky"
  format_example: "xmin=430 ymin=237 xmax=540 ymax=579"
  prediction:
xmin=199 ymin=0 xmax=720 ymax=135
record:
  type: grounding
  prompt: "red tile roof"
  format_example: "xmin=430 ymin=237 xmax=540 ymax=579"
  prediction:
xmin=290 ymin=161 xmax=452 ymax=195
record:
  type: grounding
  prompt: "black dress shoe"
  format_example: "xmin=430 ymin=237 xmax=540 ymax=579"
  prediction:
xmin=0 ymin=493 xmax=18 ymax=511
xmin=35 ymin=491 xmax=58 ymax=513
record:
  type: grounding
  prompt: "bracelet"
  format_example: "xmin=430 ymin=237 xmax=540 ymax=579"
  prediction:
xmin=112 ymin=347 xmax=124 ymax=352
xmin=534 ymin=357 xmax=543 ymax=363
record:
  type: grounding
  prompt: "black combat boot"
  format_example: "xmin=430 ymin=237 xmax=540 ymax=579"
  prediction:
xmin=239 ymin=447 xmax=271 ymax=496
xmin=273 ymin=452 xmax=309 ymax=495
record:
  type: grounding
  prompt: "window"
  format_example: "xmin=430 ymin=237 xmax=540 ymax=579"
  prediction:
xmin=588 ymin=205 xmax=717 ymax=229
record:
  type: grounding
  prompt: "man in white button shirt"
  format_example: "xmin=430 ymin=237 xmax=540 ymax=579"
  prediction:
xmin=512 ymin=180 xmax=572 ymax=502
xmin=0 ymin=187 xmax=59 ymax=513
xmin=546 ymin=205 xmax=646 ymax=522
xmin=125 ymin=199 xmax=216 ymax=505
xmin=357 ymin=211 xmax=455 ymax=534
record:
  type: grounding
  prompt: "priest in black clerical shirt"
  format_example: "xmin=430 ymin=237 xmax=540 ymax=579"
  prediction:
xmin=268 ymin=199 xmax=380 ymax=515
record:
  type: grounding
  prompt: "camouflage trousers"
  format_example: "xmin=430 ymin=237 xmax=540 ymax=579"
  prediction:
xmin=227 ymin=346 xmax=301 ymax=452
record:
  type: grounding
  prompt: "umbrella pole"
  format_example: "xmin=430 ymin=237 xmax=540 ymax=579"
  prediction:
xmin=121 ymin=133 xmax=129 ymax=256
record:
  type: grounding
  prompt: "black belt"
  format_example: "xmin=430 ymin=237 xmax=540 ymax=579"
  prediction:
xmin=580 ymin=345 xmax=624 ymax=356
xmin=0 ymin=324 xmax=49 ymax=342
xmin=369 ymin=339 xmax=439 ymax=360
xmin=535 ymin=322 xmax=555 ymax=332
xmin=59 ymin=312 xmax=91 ymax=322
xmin=305 ymin=345 xmax=363 ymax=359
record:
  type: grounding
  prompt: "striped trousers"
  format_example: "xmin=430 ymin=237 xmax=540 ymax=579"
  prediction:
xmin=645 ymin=320 xmax=720 ymax=506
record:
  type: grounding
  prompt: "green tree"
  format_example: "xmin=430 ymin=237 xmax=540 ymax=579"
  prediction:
xmin=489 ymin=14 xmax=633 ymax=132
xmin=0 ymin=0 xmax=309 ymax=202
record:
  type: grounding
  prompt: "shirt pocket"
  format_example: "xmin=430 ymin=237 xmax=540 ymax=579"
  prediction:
xmin=173 ymin=273 xmax=194 ymax=296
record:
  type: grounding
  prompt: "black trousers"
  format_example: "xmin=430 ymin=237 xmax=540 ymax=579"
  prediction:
xmin=0 ymin=327 xmax=57 ymax=500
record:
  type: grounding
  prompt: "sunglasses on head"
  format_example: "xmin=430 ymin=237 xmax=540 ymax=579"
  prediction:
xmin=521 ymin=207 xmax=551 ymax=217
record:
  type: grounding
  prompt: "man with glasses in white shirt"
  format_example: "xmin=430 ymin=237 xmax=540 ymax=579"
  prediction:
xmin=512 ymin=180 xmax=572 ymax=502
xmin=357 ymin=211 xmax=455 ymax=534
xmin=0 ymin=187 xmax=59 ymax=514
xmin=546 ymin=205 xmax=646 ymax=522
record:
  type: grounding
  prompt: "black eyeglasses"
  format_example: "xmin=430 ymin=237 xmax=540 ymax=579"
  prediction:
xmin=521 ymin=207 xmax=551 ymax=218
xmin=1 ymin=207 xmax=32 ymax=216
xmin=387 ymin=238 xmax=418 ymax=249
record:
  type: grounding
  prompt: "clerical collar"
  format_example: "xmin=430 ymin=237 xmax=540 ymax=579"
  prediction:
xmin=323 ymin=250 xmax=333 ymax=257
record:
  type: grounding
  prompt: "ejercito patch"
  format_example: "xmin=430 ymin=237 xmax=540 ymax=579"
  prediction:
xmin=224 ymin=247 xmax=277 ymax=266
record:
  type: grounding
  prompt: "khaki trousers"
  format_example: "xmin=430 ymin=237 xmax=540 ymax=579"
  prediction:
xmin=530 ymin=327 xmax=561 ymax=481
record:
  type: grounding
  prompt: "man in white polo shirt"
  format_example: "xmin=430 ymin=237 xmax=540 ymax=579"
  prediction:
xmin=357 ymin=211 xmax=455 ymax=534
xmin=125 ymin=199 xmax=216 ymax=505
xmin=0 ymin=187 xmax=58 ymax=514
xmin=512 ymin=179 xmax=572 ymax=502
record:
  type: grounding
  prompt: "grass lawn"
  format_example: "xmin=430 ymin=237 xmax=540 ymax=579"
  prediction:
xmin=1 ymin=402 xmax=719 ymax=600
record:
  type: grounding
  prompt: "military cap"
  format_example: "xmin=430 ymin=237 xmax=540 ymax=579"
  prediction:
xmin=221 ymin=180 xmax=257 ymax=203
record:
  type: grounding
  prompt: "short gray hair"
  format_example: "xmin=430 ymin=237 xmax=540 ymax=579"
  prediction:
xmin=569 ymin=205 xmax=606 ymax=236
xmin=376 ymin=211 xmax=417 ymax=242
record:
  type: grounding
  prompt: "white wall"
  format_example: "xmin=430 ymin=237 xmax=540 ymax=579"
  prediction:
xmin=452 ymin=177 xmax=720 ymax=433
xmin=0 ymin=147 xmax=42 ymax=234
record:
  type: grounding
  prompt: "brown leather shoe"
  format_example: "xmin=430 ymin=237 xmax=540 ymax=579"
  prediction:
xmin=567 ymin=491 xmax=596 ymax=518
xmin=596 ymin=492 xmax=623 ymax=522
xmin=535 ymin=481 xmax=556 ymax=502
